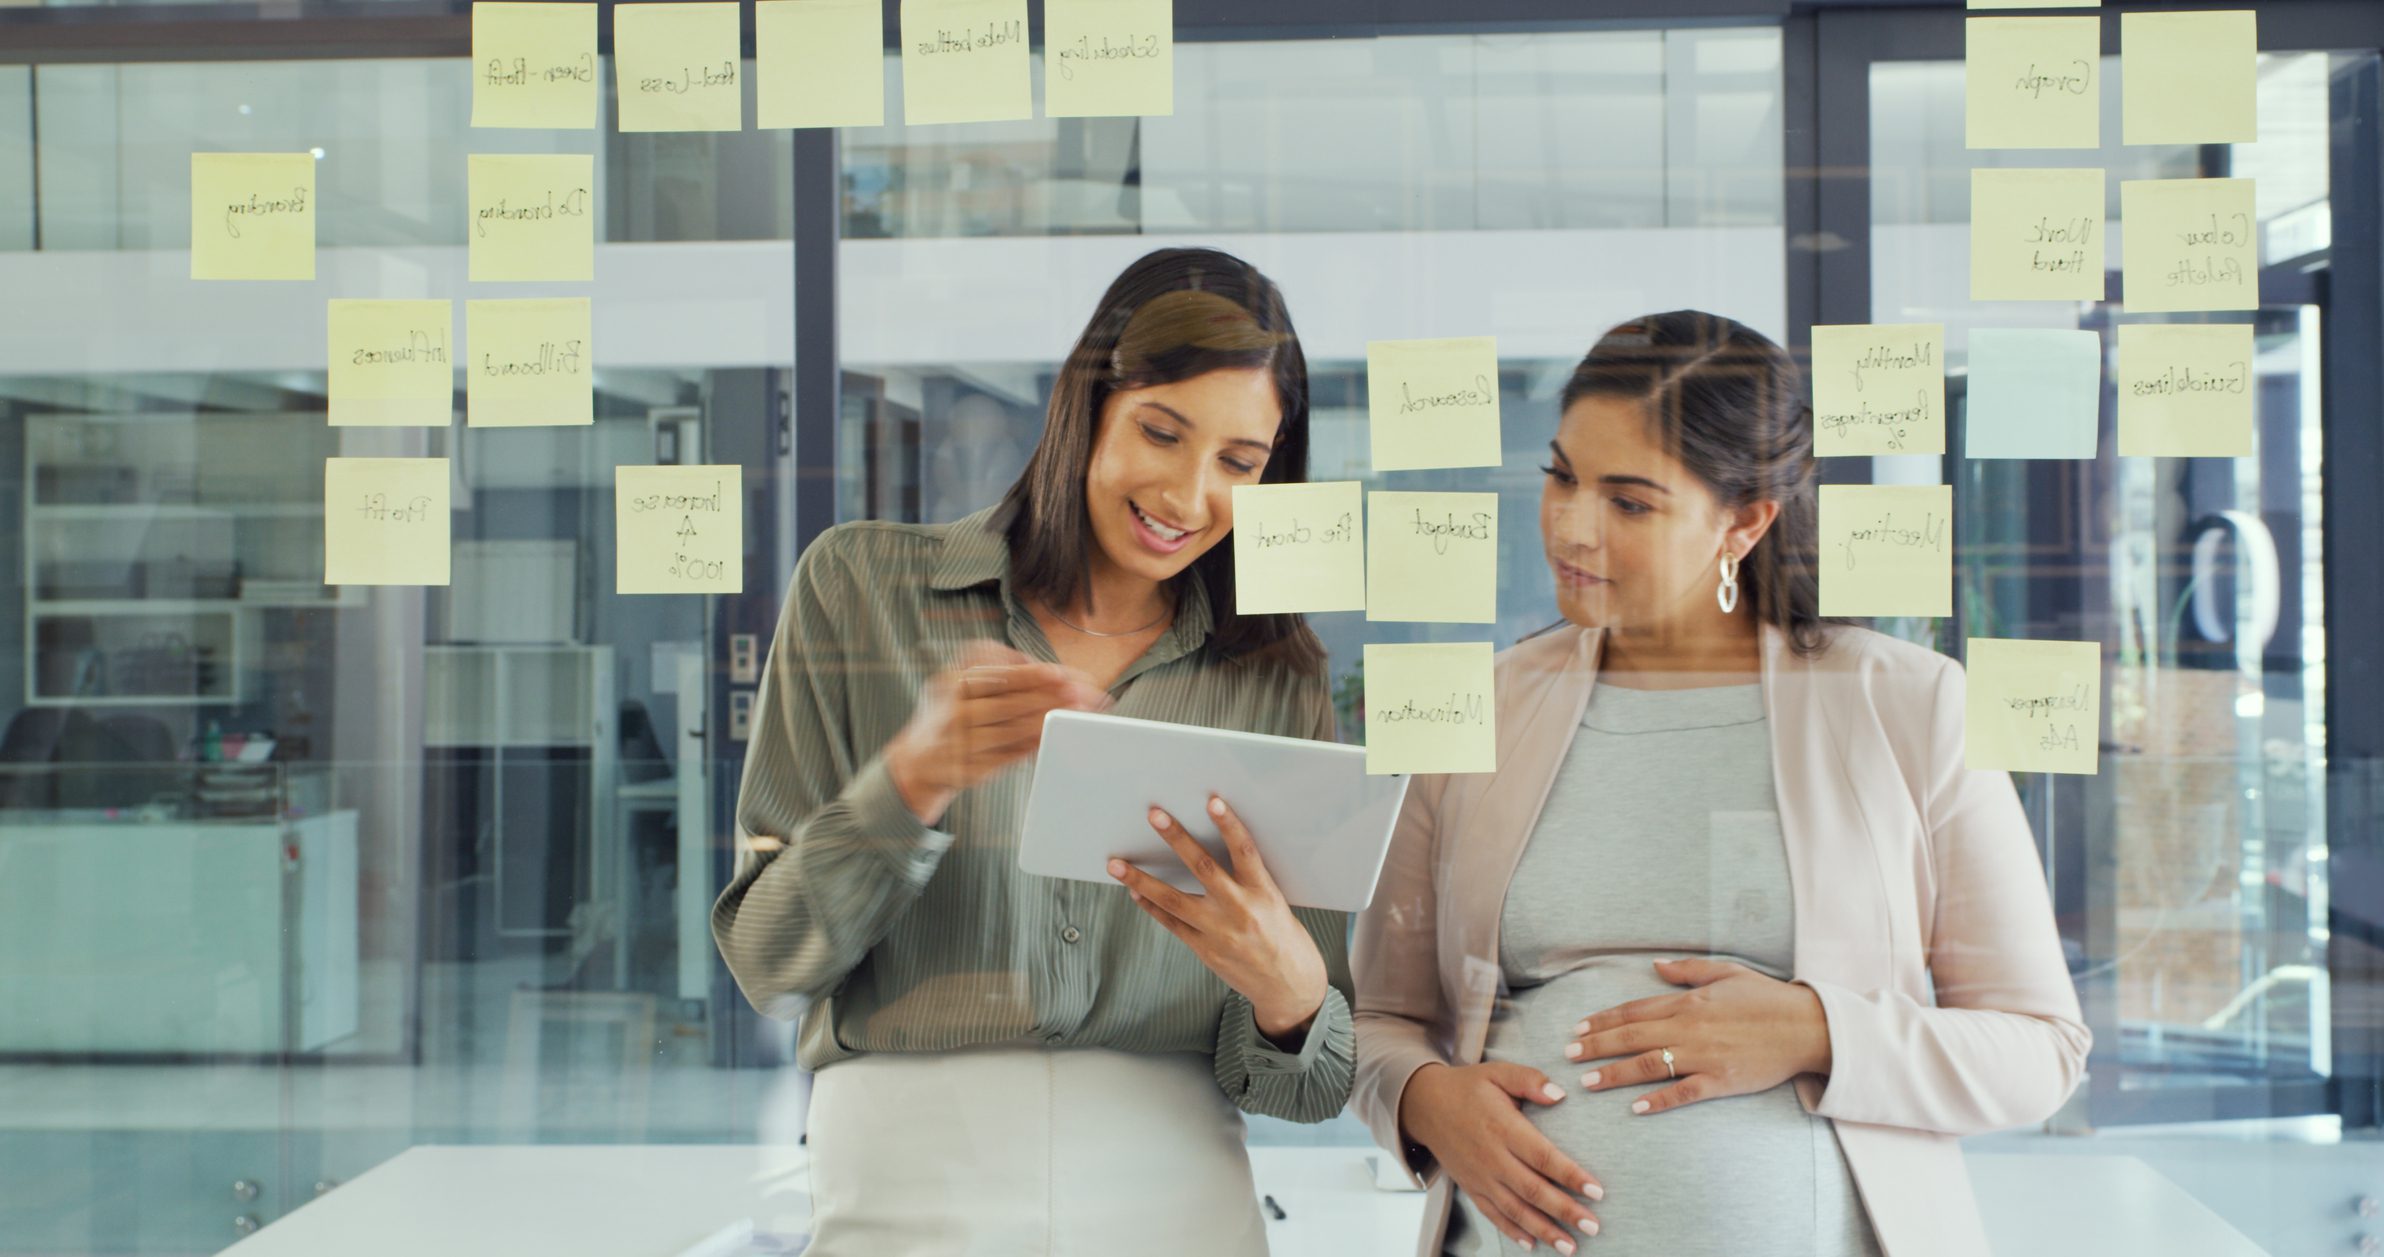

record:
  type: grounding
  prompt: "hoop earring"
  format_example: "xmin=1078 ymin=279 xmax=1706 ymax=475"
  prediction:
xmin=1717 ymin=553 xmax=1741 ymax=614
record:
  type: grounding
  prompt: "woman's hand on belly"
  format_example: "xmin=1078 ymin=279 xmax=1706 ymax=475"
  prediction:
xmin=1400 ymin=1061 xmax=1604 ymax=1254
xmin=1566 ymin=958 xmax=1833 ymax=1116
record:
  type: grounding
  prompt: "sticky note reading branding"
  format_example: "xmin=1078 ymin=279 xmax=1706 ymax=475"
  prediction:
xmin=1972 ymin=168 xmax=2106 ymax=302
xmin=2121 ymin=178 xmax=2258 ymax=314
xmin=757 ymin=0 xmax=887 ymax=128
xmin=1365 ymin=491 xmax=1497 ymax=624
xmin=1362 ymin=642 xmax=1497 ymax=777
xmin=1044 ymin=0 xmax=1174 ymax=119
xmin=1230 ymin=481 xmax=1364 ymax=615
xmin=1819 ymin=484 xmax=1954 ymax=618
xmin=324 ymin=457 xmax=451 ymax=586
xmin=329 ymin=300 xmax=455 ymax=428
xmin=2123 ymin=10 xmax=2257 ymax=146
xmin=467 ymin=154 xmax=595 ymax=282
xmin=1966 ymin=17 xmax=2100 ymax=150
xmin=1366 ymin=337 xmax=1502 ymax=472
xmin=190 ymin=153 xmax=315 ymax=281
xmin=1811 ymin=324 xmax=1946 ymax=457
xmin=1965 ymin=637 xmax=2100 ymax=775
xmin=615 ymin=2 xmax=744 ymax=133
xmin=1964 ymin=328 xmax=2102 ymax=460
xmin=617 ymin=464 xmax=744 ymax=594
xmin=466 ymin=298 xmax=593 ymax=427
xmin=471 ymin=3 xmax=599 ymax=129
xmin=2117 ymin=322 xmax=2254 ymax=457
xmin=900 ymin=0 xmax=1032 ymax=126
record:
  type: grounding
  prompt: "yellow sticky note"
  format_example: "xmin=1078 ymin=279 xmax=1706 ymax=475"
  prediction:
xmin=757 ymin=0 xmax=887 ymax=128
xmin=1966 ymin=18 xmax=2100 ymax=150
xmin=1819 ymin=484 xmax=1953 ymax=618
xmin=899 ymin=0 xmax=1031 ymax=125
xmin=2123 ymin=10 xmax=2257 ymax=146
xmin=615 ymin=2 xmax=745 ymax=133
xmin=2121 ymin=178 xmax=2257 ymax=314
xmin=1971 ymin=168 xmax=2105 ymax=303
xmin=1044 ymin=0 xmax=1174 ymax=119
xmin=324 ymin=457 xmax=451 ymax=586
xmin=1810 ymin=324 xmax=1946 ymax=457
xmin=466 ymin=298 xmax=593 ymax=427
xmin=1362 ymin=642 xmax=1497 ymax=777
xmin=1964 ymin=637 xmax=2100 ymax=775
xmin=2117 ymin=323 xmax=2254 ymax=457
xmin=1366 ymin=491 xmax=1497 ymax=624
xmin=1366 ymin=337 xmax=1502 ymax=472
xmin=328 ymin=300 xmax=455 ymax=428
xmin=190 ymin=153 xmax=315 ymax=281
xmin=617 ymin=465 xmax=744 ymax=594
xmin=471 ymin=3 xmax=600 ymax=129
xmin=1230 ymin=481 xmax=1363 ymax=615
xmin=467 ymin=154 xmax=595 ymax=282
xmin=1970 ymin=0 xmax=2096 ymax=8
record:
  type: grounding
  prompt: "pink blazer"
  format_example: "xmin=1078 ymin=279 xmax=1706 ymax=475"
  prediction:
xmin=1352 ymin=622 xmax=2091 ymax=1257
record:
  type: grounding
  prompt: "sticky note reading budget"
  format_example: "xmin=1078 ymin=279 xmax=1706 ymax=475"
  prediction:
xmin=615 ymin=2 xmax=744 ymax=133
xmin=2117 ymin=323 xmax=2254 ymax=457
xmin=1965 ymin=637 xmax=2100 ymax=775
xmin=1230 ymin=481 xmax=1364 ymax=615
xmin=467 ymin=154 xmax=594 ymax=282
xmin=1366 ymin=337 xmax=1502 ymax=472
xmin=329 ymin=300 xmax=454 ymax=428
xmin=2121 ymin=178 xmax=2258 ymax=314
xmin=471 ymin=2 xmax=599 ymax=129
xmin=757 ymin=0 xmax=887 ymax=129
xmin=190 ymin=153 xmax=315 ymax=281
xmin=1972 ymin=168 xmax=2105 ymax=302
xmin=2123 ymin=10 xmax=2257 ymax=146
xmin=1366 ymin=491 xmax=1497 ymax=624
xmin=324 ymin=457 xmax=451 ymax=586
xmin=1819 ymin=484 xmax=1954 ymax=618
xmin=1966 ymin=17 xmax=2100 ymax=150
xmin=1045 ymin=0 xmax=1174 ymax=119
xmin=466 ymin=298 xmax=592 ymax=427
xmin=900 ymin=0 xmax=1032 ymax=126
xmin=617 ymin=464 xmax=744 ymax=594
xmin=1363 ymin=642 xmax=1496 ymax=777
xmin=1811 ymin=324 xmax=1946 ymax=457
xmin=1964 ymin=328 xmax=2101 ymax=460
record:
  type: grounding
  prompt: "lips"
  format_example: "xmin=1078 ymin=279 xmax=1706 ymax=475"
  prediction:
xmin=1551 ymin=557 xmax=1608 ymax=587
xmin=1130 ymin=500 xmax=1196 ymax=554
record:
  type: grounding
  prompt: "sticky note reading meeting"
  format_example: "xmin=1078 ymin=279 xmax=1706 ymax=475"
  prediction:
xmin=1819 ymin=484 xmax=1954 ymax=618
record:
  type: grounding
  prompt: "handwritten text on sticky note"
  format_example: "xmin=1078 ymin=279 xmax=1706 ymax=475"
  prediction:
xmin=757 ymin=0 xmax=887 ymax=128
xmin=2118 ymin=323 xmax=2254 ymax=458
xmin=1964 ymin=328 xmax=2102 ymax=460
xmin=1363 ymin=642 xmax=1497 ymax=777
xmin=2122 ymin=178 xmax=2258 ymax=314
xmin=1230 ymin=481 xmax=1364 ymax=615
xmin=2123 ymin=10 xmax=2257 ymax=146
xmin=1811 ymin=324 xmax=1946 ymax=456
xmin=329 ymin=300 xmax=454 ymax=428
xmin=1366 ymin=337 xmax=1502 ymax=472
xmin=471 ymin=3 xmax=599 ymax=129
xmin=617 ymin=465 xmax=744 ymax=594
xmin=615 ymin=2 xmax=744 ymax=133
xmin=1972 ymin=168 xmax=2106 ymax=303
xmin=466 ymin=298 xmax=593 ymax=427
xmin=1044 ymin=0 xmax=1174 ymax=118
xmin=190 ymin=153 xmax=315 ymax=281
xmin=325 ymin=457 xmax=451 ymax=587
xmin=1366 ymin=491 xmax=1498 ymax=624
xmin=1965 ymin=637 xmax=2100 ymax=775
xmin=901 ymin=0 xmax=1032 ymax=126
xmin=1819 ymin=484 xmax=1954 ymax=618
xmin=467 ymin=154 xmax=594 ymax=282
xmin=1966 ymin=17 xmax=2100 ymax=150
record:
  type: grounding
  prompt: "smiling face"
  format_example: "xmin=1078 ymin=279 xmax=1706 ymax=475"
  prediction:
xmin=1081 ymin=367 xmax=1283 ymax=590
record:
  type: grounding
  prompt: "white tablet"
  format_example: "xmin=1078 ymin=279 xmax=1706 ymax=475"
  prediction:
xmin=1016 ymin=710 xmax=1409 ymax=912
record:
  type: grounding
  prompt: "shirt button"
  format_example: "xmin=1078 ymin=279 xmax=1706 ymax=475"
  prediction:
xmin=1061 ymin=926 xmax=1083 ymax=944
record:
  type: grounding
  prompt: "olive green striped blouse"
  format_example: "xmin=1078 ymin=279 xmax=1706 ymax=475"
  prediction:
xmin=711 ymin=506 xmax=1355 ymax=1124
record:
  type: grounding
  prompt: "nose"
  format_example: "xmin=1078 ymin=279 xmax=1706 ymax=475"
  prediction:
xmin=1155 ymin=467 xmax=1213 ymax=530
xmin=1548 ymin=491 xmax=1602 ymax=553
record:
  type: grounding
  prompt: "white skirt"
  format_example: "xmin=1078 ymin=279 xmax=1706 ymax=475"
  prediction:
xmin=804 ymin=1045 xmax=1270 ymax=1257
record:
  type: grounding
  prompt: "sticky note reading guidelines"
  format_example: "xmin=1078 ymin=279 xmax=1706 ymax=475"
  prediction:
xmin=1965 ymin=328 xmax=2101 ymax=460
xmin=329 ymin=300 xmax=454 ymax=428
xmin=1230 ymin=481 xmax=1364 ymax=615
xmin=1819 ymin=484 xmax=1953 ymax=619
xmin=190 ymin=153 xmax=315 ymax=281
xmin=1367 ymin=491 xmax=1497 ymax=625
xmin=617 ymin=465 xmax=744 ymax=595
xmin=1367 ymin=337 xmax=1502 ymax=472
xmin=2123 ymin=10 xmax=2257 ymax=147
xmin=325 ymin=457 xmax=451 ymax=587
xmin=1966 ymin=17 xmax=2099 ymax=150
xmin=1044 ymin=0 xmax=1174 ymax=119
xmin=1810 ymin=324 xmax=1945 ymax=457
xmin=471 ymin=2 xmax=599 ymax=129
xmin=467 ymin=298 xmax=592 ymax=427
xmin=615 ymin=2 xmax=744 ymax=133
xmin=468 ymin=154 xmax=594 ymax=283
xmin=1965 ymin=637 xmax=2100 ymax=776
xmin=1972 ymin=168 xmax=2105 ymax=303
xmin=2122 ymin=178 xmax=2258 ymax=314
xmin=901 ymin=0 xmax=1033 ymax=126
xmin=757 ymin=0 xmax=886 ymax=129
xmin=2118 ymin=323 xmax=2254 ymax=458
xmin=1363 ymin=642 xmax=1497 ymax=777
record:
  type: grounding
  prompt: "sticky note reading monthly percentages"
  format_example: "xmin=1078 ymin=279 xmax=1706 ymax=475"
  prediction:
xmin=190 ymin=153 xmax=315 ymax=281
xmin=468 ymin=154 xmax=594 ymax=282
xmin=2123 ymin=10 xmax=2258 ymax=146
xmin=466 ymin=298 xmax=592 ymax=427
xmin=328 ymin=300 xmax=454 ymax=427
xmin=1810 ymin=324 xmax=1946 ymax=456
xmin=1972 ymin=168 xmax=2105 ymax=302
xmin=615 ymin=2 xmax=744 ymax=133
xmin=901 ymin=0 xmax=1032 ymax=126
xmin=1965 ymin=637 xmax=2101 ymax=776
xmin=1819 ymin=484 xmax=1953 ymax=618
xmin=1044 ymin=0 xmax=1174 ymax=119
xmin=617 ymin=465 xmax=744 ymax=594
xmin=1363 ymin=642 xmax=1497 ymax=777
xmin=2117 ymin=323 xmax=2254 ymax=458
xmin=2122 ymin=178 xmax=2258 ymax=314
xmin=757 ymin=0 xmax=887 ymax=128
xmin=1964 ymin=328 xmax=2101 ymax=460
xmin=1366 ymin=337 xmax=1502 ymax=472
xmin=1230 ymin=481 xmax=1364 ymax=615
xmin=470 ymin=3 xmax=599 ymax=129
xmin=1966 ymin=17 xmax=2100 ymax=150
xmin=324 ymin=457 xmax=451 ymax=586
xmin=1366 ymin=491 xmax=1497 ymax=624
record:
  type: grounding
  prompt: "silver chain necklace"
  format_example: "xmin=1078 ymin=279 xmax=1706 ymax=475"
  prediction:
xmin=1045 ymin=595 xmax=1172 ymax=639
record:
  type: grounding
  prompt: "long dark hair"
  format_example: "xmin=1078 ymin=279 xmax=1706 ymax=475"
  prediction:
xmin=1560 ymin=311 xmax=1837 ymax=657
xmin=999 ymin=247 xmax=1324 ymax=674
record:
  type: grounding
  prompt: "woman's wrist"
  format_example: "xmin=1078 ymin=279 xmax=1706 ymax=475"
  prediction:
xmin=883 ymin=738 xmax=953 ymax=826
xmin=1253 ymin=983 xmax=1327 ymax=1044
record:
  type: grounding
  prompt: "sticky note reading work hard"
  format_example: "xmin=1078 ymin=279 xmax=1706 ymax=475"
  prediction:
xmin=325 ymin=457 xmax=451 ymax=586
xmin=466 ymin=298 xmax=592 ymax=427
xmin=2117 ymin=323 xmax=2254 ymax=458
xmin=328 ymin=300 xmax=454 ymax=428
xmin=470 ymin=2 xmax=599 ymax=129
xmin=757 ymin=0 xmax=887 ymax=129
xmin=1230 ymin=481 xmax=1363 ymax=615
xmin=190 ymin=153 xmax=315 ymax=281
xmin=901 ymin=0 xmax=1032 ymax=126
xmin=1366 ymin=337 xmax=1502 ymax=472
xmin=2123 ymin=11 xmax=2257 ymax=146
xmin=1966 ymin=17 xmax=2100 ymax=150
xmin=1819 ymin=484 xmax=1953 ymax=618
xmin=2122 ymin=178 xmax=2258 ymax=314
xmin=1366 ymin=491 xmax=1497 ymax=624
xmin=1964 ymin=328 xmax=2101 ymax=460
xmin=617 ymin=465 xmax=744 ymax=594
xmin=1044 ymin=0 xmax=1174 ymax=119
xmin=1810 ymin=324 xmax=1945 ymax=456
xmin=615 ymin=2 xmax=744 ymax=133
xmin=1363 ymin=642 xmax=1497 ymax=777
xmin=1972 ymin=168 xmax=2105 ymax=302
xmin=1965 ymin=637 xmax=2100 ymax=776
xmin=468 ymin=154 xmax=594 ymax=282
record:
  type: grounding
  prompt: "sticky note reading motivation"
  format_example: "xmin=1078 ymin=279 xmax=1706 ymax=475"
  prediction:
xmin=466 ymin=298 xmax=592 ymax=427
xmin=1966 ymin=17 xmax=2099 ymax=150
xmin=1363 ymin=642 xmax=1496 ymax=777
xmin=325 ymin=457 xmax=451 ymax=586
xmin=1972 ymin=168 xmax=2105 ymax=302
xmin=1230 ymin=481 xmax=1364 ymax=615
xmin=1965 ymin=637 xmax=2100 ymax=776
xmin=615 ymin=2 xmax=744 ymax=133
xmin=468 ymin=154 xmax=594 ymax=282
xmin=329 ymin=300 xmax=454 ymax=428
xmin=2123 ymin=11 xmax=2257 ymax=146
xmin=190 ymin=153 xmax=315 ymax=281
xmin=1366 ymin=337 xmax=1502 ymax=473
xmin=471 ymin=3 xmax=599 ymax=129
xmin=2121 ymin=178 xmax=2257 ymax=314
xmin=757 ymin=0 xmax=887 ymax=129
xmin=1044 ymin=0 xmax=1174 ymax=119
xmin=617 ymin=465 xmax=744 ymax=594
xmin=1819 ymin=484 xmax=1953 ymax=619
xmin=901 ymin=0 xmax=1032 ymax=126
xmin=2118 ymin=323 xmax=2254 ymax=457
xmin=1811 ymin=324 xmax=1946 ymax=456
xmin=1366 ymin=492 xmax=1497 ymax=624
xmin=1965 ymin=328 xmax=2101 ymax=460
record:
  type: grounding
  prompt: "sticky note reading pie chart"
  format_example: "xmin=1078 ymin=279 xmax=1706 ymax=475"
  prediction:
xmin=1366 ymin=491 xmax=1497 ymax=624
xmin=757 ymin=0 xmax=887 ymax=128
xmin=617 ymin=464 xmax=744 ymax=595
xmin=2121 ymin=178 xmax=2258 ymax=314
xmin=900 ymin=0 xmax=1033 ymax=126
xmin=468 ymin=154 xmax=594 ymax=282
xmin=1966 ymin=17 xmax=2100 ymax=150
xmin=1366 ymin=337 xmax=1502 ymax=472
xmin=615 ymin=2 xmax=744 ymax=133
xmin=1363 ymin=642 xmax=1497 ymax=777
xmin=1810 ymin=324 xmax=1946 ymax=457
xmin=1964 ymin=637 xmax=2101 ymax=776
xmin=2117 ymin=323 xmax=2254 ymax=458
xmin=190 ymin=153 xmax=315 ymax=281
xmin=1972 ymin=168 xmax=2106 ymax=302
xmin=470 ymin=2 xmax=599 ymax=129
xmin=328 ymin=299 xmax=455 ymax=428
xmin=1231 ymin=481 xmax=1364 ymax=615
xmin=1819 ymin=484 xmax=1954 ymax=618
xmin=466 ymin=298 xmax=593 ymax=427
xmin=324 ymin=457 xmax=451 ymax=586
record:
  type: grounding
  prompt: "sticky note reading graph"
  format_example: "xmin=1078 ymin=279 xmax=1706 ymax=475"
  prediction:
xmin=901 ymin=0 xmax=1032 ymax=126
xmin=1964 ymin=637 xmax=2100 ymax=776
xmin=470 ymin=2 xmax=599 ymax=129
xmin=324 ymin=457 xmax=451 ymax=587
xmin=757 ymin=0 xmax=887 ymax=128
xmin=1044 ymin=0 xmax=1174 ymax=119
xmin=466 ymin=298 xmax=592 ymax=427
xmin=2118 ymin=323 xmax=2254 ymax=458
xmin=1810 ymin=324 xmax=1946 ymax=457
xmin=190 ymin=153 xmax=315 ymax=281
xmin=2122 ymin=178 xmax=2258 ymax=314
xmin=1230 ymin=481 xmax=1363 ymax=615
xmin=615 ymin=2 xmax=744 ymax=133
xmin=1966 ymin=17 xmax=2100 ymax=150
xmin=1964 ymin=328 xmax=2101 ymax=460
xmin=468 ymin=154 xmax=594 ymax=282
xmin=617 ymin=465 xmax=744 ymax=595
xmin=1972 ymin=168 xmax=2105 ymax=302
xmin=328 ymin=300 xmax=454 ymax=428
xmin=1366 ymin=337 xmax=1502 ymax=472
xmin=2123 ymin=10 xmax=2257 ymax=147
xmin=1363 ymin=642 xmax=1497 ymax=777
xmin=1819 ymin=484 xmax=1953 ymax=619
xmin=1366 ymin=491 xmax=1497 ymax=624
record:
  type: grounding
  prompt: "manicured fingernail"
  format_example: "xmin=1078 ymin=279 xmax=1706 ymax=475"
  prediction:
xmin=1631 ymin=1099 xmax=1650 ymax=1115
xmin=1582 ymin=1182 xmax=1604 ymax=1202
xmin=1564 ymin=1043 xmax=1583 ymax=1060
xmin=1573 ymin=1020 xmax=1589 ymax=1036
xmin=1581 ymin=1070 xmax=1600 ymax=1088
xmin=1541 ymin=1083 xmax=1565 ymax=1102
xmin=1556 ymin=1240 xmax=1576 ymax=1255
xmin=1519 ymin=1241 xmax=1534 ymax=1252
xmin=1208 ymin=795 xmax=1226 ymax=816
xmin=1148 ymin=807 xmax=1169 ymax=829
xmin=1107 ymin=859 xmax=1126 ymax=877
xmin=1580 ymin=1216 xmax=1601 ymax=1236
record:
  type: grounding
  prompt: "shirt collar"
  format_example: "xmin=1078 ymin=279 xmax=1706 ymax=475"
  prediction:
xmin=926 ymin=503 xmax=1217 ymax=654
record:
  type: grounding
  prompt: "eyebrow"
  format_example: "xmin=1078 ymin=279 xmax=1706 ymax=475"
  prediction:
xmin=1141 ymin=401 xmax=1274 ymax=454
xmin=1546 ymin=440 xmax=1671 ymax=494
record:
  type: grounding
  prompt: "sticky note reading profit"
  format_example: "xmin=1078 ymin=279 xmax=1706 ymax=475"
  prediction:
xmin=1972 ymin=168 xmax=2106 ymax=302
xmin=2117 ymin=322 xmax=2254 ymax=458
xmin=466 ymin=298 xmax=592 ymax=427
xmin=1964 ymin=328 xmax=2102 ymax=460
xmin=324 ymin=457 xmax=451 ymax=586
xmin=1362 ymin=642 xmax=1497 ymax=777
xmin=617 ymin=464 xmax=743 ymax=594
xmin=1811 ymin=324 xmax=1946 ymax=456
xmin=901 ymin=0 xmax=1032 ymax=126
xmin=1819 ymin=484 xmax=1954 ymax=618
xmin=1366 ymin=491 xmax=1497 ymax=624
xmin=2123 ymin=10 xmax=2257 ymax=146
xmin=1230 ymin=481 xmax=1364 ymax=615
xmin=328 ymin=300 xmax=454 ymax=427
xmin=1044 ymin=0 xmax=1174 ymax=119
xmin=1966 ymin=17 xmax=2100 ymax=150
xmin=615 ymin=2 xmax=744 ymax=133
xmin=190 ymin=153 xmax=315 ymax=281
xmin=470 ymin=2 xmax=599 ymax=129
xmin=1965 ymin=637 xmax=2100 ymax=775
xmin=1366 ymin=337 xmax=1502 ymax=472
xmin=2121 ymin=178 xmax=2258 ymax=314
xmin=467 ymin=154 xmax=594 ymax=282
xmin=757 ymin=0 xmax=887 ymax=128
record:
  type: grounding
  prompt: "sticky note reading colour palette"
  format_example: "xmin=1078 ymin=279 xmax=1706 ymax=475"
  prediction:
xmin=757 ymin=0 xmax=887 ymax=128
xmin=1044 ymin=0 xmax=1174 ymax=119
xmin=1810 ymin=324 xmax=1946 ymax=457
xmin=617 ymin=465 xmax=744 ymax=594
xmin=190 ymin=153 xmax=315 ymax=281
xmin=1819 ymin=484 xmax=1954 ymax=618
xmin=1363 ymin=642 xmax=1497 ymax=777
xmin=329 ymin=300 xmax=454 ymax=428
xmin=1966 ymin=17 xmax=2100 ymax=150
xmin=325 ymin=457 xmax=451 ymax=586
xmin=466 ymin=298 xmax=593 ymax=427
xmin=1366 ymin=337 xmax=1502 ymax=472
xmin=1366 ymin=491 xmax=1497 ymax=624
xmin=1231 ymin=481 xmax=1364 ymax=615
xmin=468 ymin=154 xmax=595 ymax=282
xmin=901 ymin=0 xmax=1032 ymax=126
xmin=2117 ymin=323 xmax=2254 ymax=458
xmin=471 ymin=3 xmax=599 ymax=129
xmin=1965 ymin=637 xmax=2101 ymax=776
xmin=2122 ymin=178 xmax=2258 ymax=314
xmin=615 ymin=2 xmax=744 ymax=133
xmin=1972 ymin=168 xmax=2106 ymax=302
